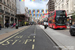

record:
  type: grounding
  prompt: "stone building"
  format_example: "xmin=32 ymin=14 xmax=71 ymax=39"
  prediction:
xmin=0 ymin=0 xmax=17 ymax=27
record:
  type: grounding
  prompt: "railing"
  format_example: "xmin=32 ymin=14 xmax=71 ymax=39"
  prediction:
xmin=0 ymin=9 xmax=4 ymax=13
xmin=11 ymin=14 xmax=14 ymax=16
xmin=5 ymin=11 xmax=10 ymax=15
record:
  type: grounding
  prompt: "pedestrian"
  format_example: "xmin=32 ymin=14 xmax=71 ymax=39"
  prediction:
xmin=15 ymin=23 xmax=18 ymax=29
xmin=5 ymin=22 xmax=7 ymax=28
xmin=44 ymin=22 xmax=47 ymax=29
xmin=6 ymin=23 xmax=9 ymax=28
xmin=0 ymin=24 xmax=2 ymax=30
xmin=13 ymin=23 xmax=16 ymax=27
xmin=11 ymin=23 xmax=13 ymax=28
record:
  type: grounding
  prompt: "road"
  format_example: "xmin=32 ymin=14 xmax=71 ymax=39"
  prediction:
xmin=0 ymin=25 xmax=59 ymax=50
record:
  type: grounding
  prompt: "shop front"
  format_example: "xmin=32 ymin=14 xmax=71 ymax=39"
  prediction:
xmin=0 ymin=15 xmax=4 ymax=27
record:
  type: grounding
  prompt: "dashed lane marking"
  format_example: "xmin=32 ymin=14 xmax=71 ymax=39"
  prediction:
xmin=29 ymin=39 xmax=32 ymax=41
xmin=32 ymin=44 xmax=34 ymax=50
xmin=33 ymin=36 xmax=35 ymax=38
xmin=25 ymin=39 xmax=28 ymax=44
xmin=33 ymin=39 xmax=35 ymax=42
xmin=28 ymin=36 xmax=30 ymax=38
xmin=19 ymin=40 xmax=21 ymax=42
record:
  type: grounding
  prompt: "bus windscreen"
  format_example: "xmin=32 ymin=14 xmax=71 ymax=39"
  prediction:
xmin=56 ymin=10 xmax=66 ymax=16
xmin=55 ymin=10 xmax=67 ymax=25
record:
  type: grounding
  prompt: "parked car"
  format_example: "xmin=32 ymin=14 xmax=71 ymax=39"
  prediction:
xmin=69 ymin=25 xmax=75 ymax=36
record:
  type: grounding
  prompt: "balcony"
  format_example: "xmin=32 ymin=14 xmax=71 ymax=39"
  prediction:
xmin=0 ymin=9 xmax=4 ymax=14
xmin=11 ymin=14 xmax=14 ymax=16
xmin=7 ymin=4 xmax=9 ymax=7
xmin=3 ymin=1 xmax=6 ymax=5
xmin=5 ymin=11 xmax=10 ymax=15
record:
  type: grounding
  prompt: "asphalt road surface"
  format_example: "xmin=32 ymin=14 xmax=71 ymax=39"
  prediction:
xmin=0 ymin=25 xmax=59 ymax=50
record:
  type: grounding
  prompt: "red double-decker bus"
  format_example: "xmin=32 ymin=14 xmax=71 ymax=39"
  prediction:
xmin=48 ymin=10 xmax=67 ymax=29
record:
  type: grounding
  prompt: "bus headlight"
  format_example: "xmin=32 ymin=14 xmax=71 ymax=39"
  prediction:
xmin=53 ymin=20 xmax=55 ymax=22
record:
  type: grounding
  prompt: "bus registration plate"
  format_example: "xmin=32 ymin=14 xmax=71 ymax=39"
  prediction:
xmin=60 ymin=26 xmax=62 ymax=27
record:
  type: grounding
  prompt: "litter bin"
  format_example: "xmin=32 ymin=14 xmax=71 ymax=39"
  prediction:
xmin=16 ymin=26 xmax=18 ymax=29
xmin=15 ymin=24 xmax=18 ymax=29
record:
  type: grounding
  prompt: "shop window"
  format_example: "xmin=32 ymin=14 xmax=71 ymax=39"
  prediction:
xmin=0 ymin=0 xmax=2 ymax=2
xmin=0 ymin=5 xmax=2 ymax=9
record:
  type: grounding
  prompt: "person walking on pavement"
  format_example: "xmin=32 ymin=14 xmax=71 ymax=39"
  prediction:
xmin=5 ymin=22 xmax=7 ymax=28
xmin=6 ymin=23 xmax=9 ymax=28
xmin=13 ymin=23 xmax=16 ymax=27
xmin=44 ymin=22 xmax=47 ymax=29
xmin=0 ymin=24 xmax=2 ymax=30
xmin=11 ymin=23 xmax=13 ymax=28
xmin=15 ymin=23 xmax=18 ymax=29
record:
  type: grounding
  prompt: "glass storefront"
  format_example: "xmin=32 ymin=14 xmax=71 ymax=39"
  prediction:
xmin=0 ymin=15 xmax=4 ymax=27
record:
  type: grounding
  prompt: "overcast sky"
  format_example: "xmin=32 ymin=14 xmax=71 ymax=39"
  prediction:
xmin=24 ymin=0 xmax=49 ymax=10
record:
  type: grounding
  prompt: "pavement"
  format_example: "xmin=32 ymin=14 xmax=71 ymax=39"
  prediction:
xmin=0 ymin=27 xmax=17 ymax=35
xmin=39 ymin=25 xmax=75 ymax=50
xmin=0 ymin=26 xmax=30 ymax=40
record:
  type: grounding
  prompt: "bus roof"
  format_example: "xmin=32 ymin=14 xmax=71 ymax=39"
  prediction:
xmin=48 ymin=10 xmax=66 ymax=13
xmin=54 ymin=10 xmax=66 ymax=11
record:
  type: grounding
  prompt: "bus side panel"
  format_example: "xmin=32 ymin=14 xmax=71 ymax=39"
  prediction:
xmin=49 ymin=23 xmax=51 ymax=28
xmin=52 ymin=24 xmax=57 ymax=29
xmin=51 ymin=24 xmax=53 ymax=28
xmin=53 ymin=25 xmax=67 ymax=29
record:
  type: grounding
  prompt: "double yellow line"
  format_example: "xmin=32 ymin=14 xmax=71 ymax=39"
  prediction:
xmin=0 ymin=26 xmax=30 ymax=44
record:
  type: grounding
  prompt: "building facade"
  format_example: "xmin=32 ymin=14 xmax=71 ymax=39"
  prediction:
xmin=25 ymin=7 xmax=30 ymax=22
xmin=16 ymin=0 xmax=25 ymax=14
xmin=54 ymin=0 xmax=75 ymax=17
xmin=47 ymin=0 xmax=55 ymax=12
xmin=0 ymin=0 xmax=17 ymax=27
xmin=16 ymin=1 xmax=30 ymax=26
xmin=25 ymin=7 xmax=29 ymax=17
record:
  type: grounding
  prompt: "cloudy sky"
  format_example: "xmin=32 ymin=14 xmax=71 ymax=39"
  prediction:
xmin=24 ymin=0 xmax=48 ymax=10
